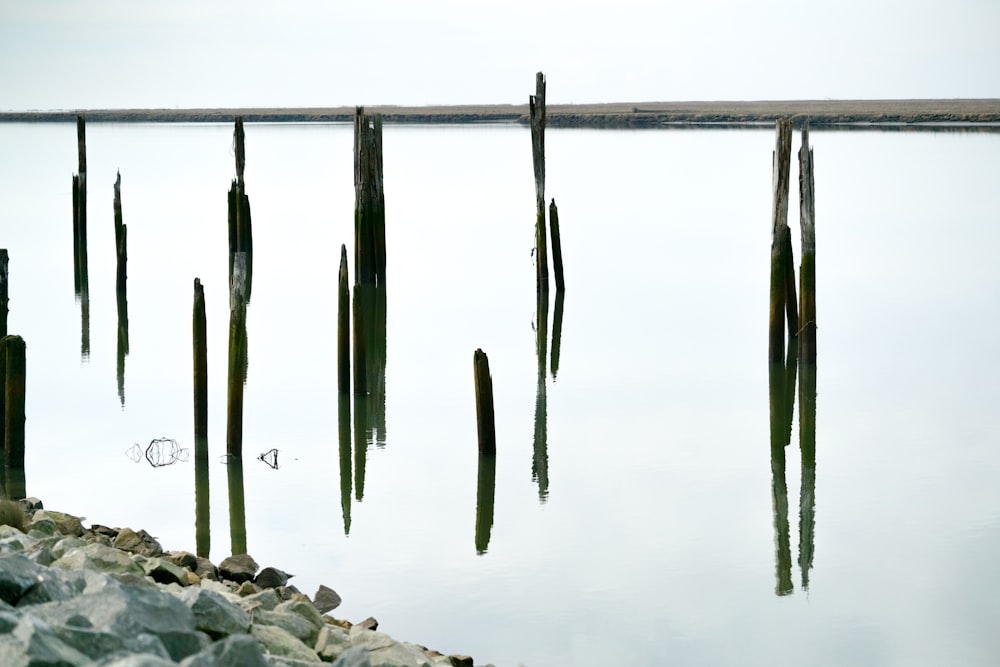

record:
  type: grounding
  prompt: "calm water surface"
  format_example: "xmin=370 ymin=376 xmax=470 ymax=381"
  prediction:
xmin=0 ymin=122 xmax=998 ymax=666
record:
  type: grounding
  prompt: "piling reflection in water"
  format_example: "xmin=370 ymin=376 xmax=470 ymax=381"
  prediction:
xmin=475 ymin=454 xmax=496 ymax=554
xmin=194 ymin=435 xmax=210 ymax=559
xmin=116 ymin=290 xmax=129 ymax=407
xmin=798 ymin=362 xmax=817 ymax=590
xmin=532 ymin=289 xmax=549 ymax=502
xmin=768 ymin=340 xmax=797 ymax=596
xmin=353 ymin=393 xmax=370 ymax=503
xmin=338 ymin=393 xmax=352 ymax=535
xmin=227 ymin=455 xmax=247 ymax=556
xmin=550 ymin=290 xmax=565 ymax=380
xmin=349 ymin=283 xmax=387 ymax=508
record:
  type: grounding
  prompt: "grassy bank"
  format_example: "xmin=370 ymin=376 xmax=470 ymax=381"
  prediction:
xmin=2 ymin=99 xmax=999 ymax=128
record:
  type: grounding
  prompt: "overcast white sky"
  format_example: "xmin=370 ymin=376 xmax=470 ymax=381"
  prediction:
xmin=1 ymin=0 xmax=997 ymax=110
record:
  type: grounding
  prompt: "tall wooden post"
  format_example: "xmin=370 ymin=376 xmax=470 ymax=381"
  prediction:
xmin=768 ymin=119 xmax=795 ymax=363
xmin=113 ymin=172 xmax=127 ymax=296
xmin=193 ymin=277 xmax=210 ymax=557
xmin=354 ymin=108 xmax=385 ymax=287
xmin=338 ymin=245 xmax=351 ymax=393
xmin=530 ymin=72 xmax=548 ymax=293
xmin=74 ymin=116 xmax=88 ymax=299
xmin=0 ymin=250 xmax=8 ymax=337
xmin=473 ymin=349 xmax=496 ymax=455
xmin=798 ymin=128 xmax=817 ymax=363
xmin=228 ymin=117 xmax=253 ymax=300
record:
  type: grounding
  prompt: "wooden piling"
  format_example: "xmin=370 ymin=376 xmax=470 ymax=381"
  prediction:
xmin=338 ymin=393 xmax=352 ymax=535
xmin=2 ymin=336 xmax=26 ymax=493
xmin=768 ymin=119 xmax=795 ymax=363
xmin=226 ymin=254 xmax=248 ymax=458
xmin=354 ymin=108 xmax=385 ymax=286
xmin=76 ymin=115 xmax=87 ymax=174
xmin=234 ymin=116 xmax=246 ymax=189
xmin=550 ymin=289 xmax=565 ymax=380
xmin=473 ymin=349 xmax=496 ymax=456
xmin=75 ymin=116 xmax=88 ymax=299
xmin=193 ymin=278 xmax=208 ymax=445
xmin=352 ymin=285 xmax=368 ymax=396
xmin=113 ymin=171 xmax=127 ymax=296
xmin=798 ymin=361 xmax=816 ymax=589
xmin=475 ymin=453 xmax=496 ymax=554
xmin=338 ymin=245 xmax=351 ymax=393
xmin=530 ymin=72 xmax=548 ymax=292
xmin=798 ymin=128 xmax=817 ymax=363
xmin=768 ymin=349 xmax=795 ymax=597
xmin=549 ymin=199 xmax=565 ymax=292
xmin=0 ymin=249 xmax=8 ymax=337
xmin=226 ymin=454 xmax=247 ymax=555
xmin=116 ymin=287 xmax=128 ymax=407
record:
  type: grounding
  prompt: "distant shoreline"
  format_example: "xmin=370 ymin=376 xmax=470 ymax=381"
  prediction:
xmin=2 ymin=99 xmax=1000 ymax=129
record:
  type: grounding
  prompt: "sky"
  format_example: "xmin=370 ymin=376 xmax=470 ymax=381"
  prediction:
xmin=1 ymin=0 xmax=998 ymax=110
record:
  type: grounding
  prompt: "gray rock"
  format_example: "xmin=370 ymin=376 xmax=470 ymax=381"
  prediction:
xmin=313 ymin=584 xmax=342 ymax=613
xmin=254 ymin=608 xmax=320 ymax=647
xmin=348 ymin=626 xmax=434 ymax=667
xmin=140 ymin=556 xmax=191 ymax=586
xmin=180 ymin=633 xmax=271 ymax=667
xmin=20 ymin=497 xmax=43 ymax=512
xmin=175 ymin=587 xmax=251 ymax=639
xmin=250 ymin=623 xmax=322 ymax=663
xmin=331 ymin=646 xmax=372 ymax=667
xmin=240 ymin=588 xmax=281 ymax=613
xmin=275 ymin=584 xmax=304 ymax=602
xmin=34 ymin=510 xmax=85 ymax=537
xmin=356 ymin=616 xmax=379 ymax=631
xmin=17 ymin=568 xmax=87 ymax=606
xmin=51 ymin=536 xmax=88 ymax=560
xmin=0 ymin=553 xmax=46 ymax=605
xmin=27 ymin=516 xmax=59 ymax=538
xmin=0 ymin=608 xmax=21 ymax=633
xmin=165 ymin=550 xmax=199 ymax=571
xmin=275 ymin=600 xmax=324 ymax=636
xmin=269 ymin=658 xmax=332 ymax=667
xmin=0 ymin=525 xmax=38 ymax=554
xmin=447 ymin=656 xmax=474 ymax=667
xmin=53 ymin=624 xmax=171 ymax=661
xmin=254 ymin=566 xmax=292 ymax=589
xmin=237 ymin=580 xmax=262 ymax=596
xmin=51 ymin=543 xmax=146 ymax=578
xmin=194 ymin=557 xmax=219 ymax=581
xmin=219 ymin=554 xmax=258 ymax=583
xmin=99 ymin=654 xmax=178 ymax=667
xmin=314 ymin=624 xmax=351 ymax=662
xmin=29 ymin=579 xmax=204 ymax=661
xmin=113 ymin=528 xmax=163 ymax=558
xmin=11 ymin=614 xmax=92 ymax=666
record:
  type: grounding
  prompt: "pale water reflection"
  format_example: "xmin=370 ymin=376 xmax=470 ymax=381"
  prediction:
xmin=0 ymin=122 xmax=999 ymax=666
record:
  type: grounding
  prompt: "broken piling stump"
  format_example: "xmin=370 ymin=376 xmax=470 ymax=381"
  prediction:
xmin=354 ymin=108 xmax=386 ymax=287
xmin=1 ymin=335 xmax=26 ymax=499
xmin=113 ymin=171 xmax=127 ymax=296
xmin=530 ymin=72 xmax=548 ymax=292
xmin=798 ymin=128 xmax=817 ymax=363
xmin=473 ymin=349 xmax=496 ymax=456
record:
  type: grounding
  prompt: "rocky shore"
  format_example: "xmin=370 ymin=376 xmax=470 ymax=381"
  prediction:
xmin=0 ymin=498 xmax=485 ymax=667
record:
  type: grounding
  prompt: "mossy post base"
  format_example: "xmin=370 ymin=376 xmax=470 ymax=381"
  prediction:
xmin=1 ymin=335 xmax=26 ymax=499
xmin=798 ymin=128 xmax=817 ymax=363
xmin=473 ymin=349 xmax=496 ymax=455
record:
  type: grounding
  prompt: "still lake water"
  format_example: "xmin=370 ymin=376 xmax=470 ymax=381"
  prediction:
xmin=1 ymin=121 xmax=999 ymax=666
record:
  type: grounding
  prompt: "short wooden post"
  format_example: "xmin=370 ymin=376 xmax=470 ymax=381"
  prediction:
xmin=354 ymin=108 xmax=385 ymax=286
xmin=74 ymin=116 xmax=88 ymax=299
xmin=226 ymin=254 xmax=248 ymax=458
xmin=530 ymin=72 xmax=548 ymax=292
xmin=2 ymin=336 xmax=26 ymax=498
xmin=113 ymin=172 xmax=127 ymax=296
xmin=0 ymin=249 xmax=8 ymax=337
xmin=769 ymin=119 xmax=794 ymax=363
xmin=473 ymin=349 xmax=496 ymax=455
xmin=549 ymin=199 xmax=565 ymax=292
xmin=338 ymin=245 xmax=351 ymax=393
xmin=475 ymin=453 xmax=496 ymax=554
xmin=798 ymin=128 xmax=817 ymax=363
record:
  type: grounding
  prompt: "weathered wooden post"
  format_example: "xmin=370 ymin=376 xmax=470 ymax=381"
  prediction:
xmin=473 ymin=349 xmax=496 ymax=455
xmin=475 ymin=453 xmax=496 ymax=554
xmin=798 ymin=128 xmax=817 ymax=363
xmin=226 ymin=254 xmax=248 ymax=458
xmin=338 ymin=245 xmax=351 ymax=393
xmin=193 ymin=278 xmax=211 ymax=558
xmin=228 ymin=117 xmax=253 ymax=299
xmin=1 ymin=336 xmax=26 ymax=500
xmin=193 ymin=279 xmax=208 ymax=448
xmin=549 ymin=199 xmax=565 ymax=292
xmin=354 ymin=108 xmax=385 ymax=287
xmin=769 ymin=119 xmax=796 ymax=363
xmin=113 ymin=172 xmax=127 ymax=296
xmin=0 ymin=249 xmax=8 ymax=337
xmin=530 ymin=72 xmax=548 ymax=293
xmin=74 ymin=115 xmax=88 ymax=298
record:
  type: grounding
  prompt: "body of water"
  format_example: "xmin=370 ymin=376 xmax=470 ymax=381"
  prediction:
xmin=1 ymin=121 xmax=998 ymax=666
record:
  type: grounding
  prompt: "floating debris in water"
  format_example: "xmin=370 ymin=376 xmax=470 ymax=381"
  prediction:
xmin=125 ymin=438 xmax=188 ymax=468
xmin=258 ymin=448 xmax=278 ymax=469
